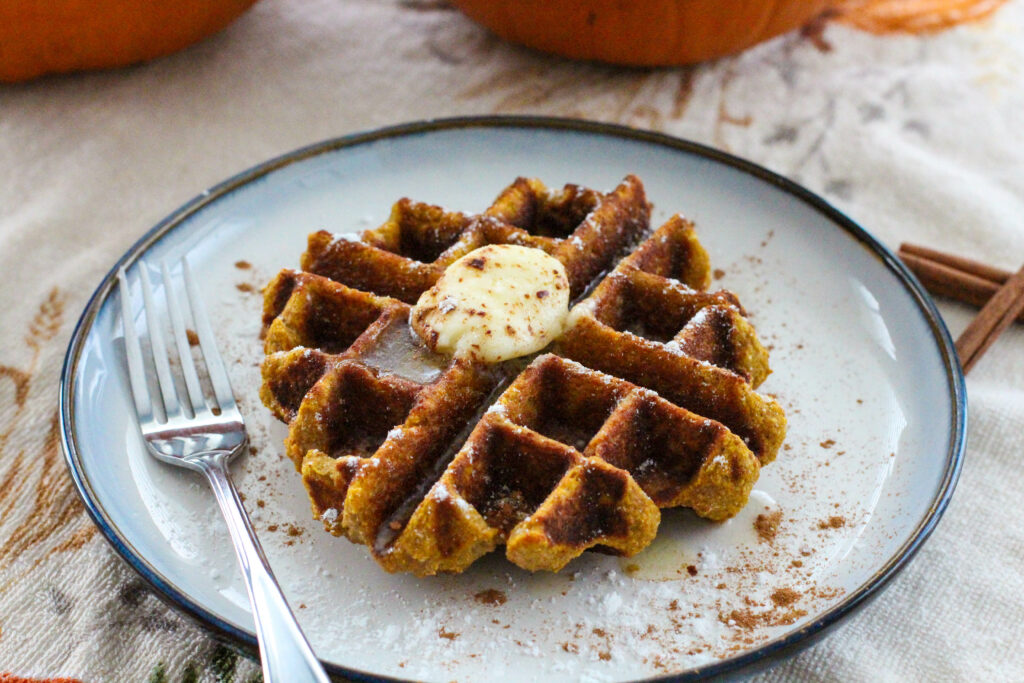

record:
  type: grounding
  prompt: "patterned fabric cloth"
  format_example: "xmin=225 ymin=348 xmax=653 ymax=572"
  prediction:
xmin=1 ymin=1 xmax=1022 ymax=680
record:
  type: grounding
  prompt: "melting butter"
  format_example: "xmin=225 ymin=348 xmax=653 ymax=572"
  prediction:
xmin=358 ymin=316 xmax=447 ymax=384
xmin=410 ymin=245 xmax=570 ymax=363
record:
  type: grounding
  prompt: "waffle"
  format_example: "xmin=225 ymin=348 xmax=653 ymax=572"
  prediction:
xmin=301 ymin=175 xmax=648 ymax=303
xmin=259 ymin=175 xmax=785 ymax=575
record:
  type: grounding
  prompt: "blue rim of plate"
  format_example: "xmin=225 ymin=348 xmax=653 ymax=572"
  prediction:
xmin=59 ymin=115 xmax=967 ymax=682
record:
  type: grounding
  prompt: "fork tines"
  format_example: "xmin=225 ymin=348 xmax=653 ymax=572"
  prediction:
xmin=118 ymin=260 xmax=239 ymax=424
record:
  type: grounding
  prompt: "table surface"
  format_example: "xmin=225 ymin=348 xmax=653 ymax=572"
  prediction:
xmin=1 ymin=2 xmax=1022 ymax=681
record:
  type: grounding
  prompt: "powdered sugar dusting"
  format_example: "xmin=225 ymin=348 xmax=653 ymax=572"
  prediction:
xmin=688 ymin=306 xmax=713 ymax=326
xmin=330 ymin=231 xmax=361 ymax=245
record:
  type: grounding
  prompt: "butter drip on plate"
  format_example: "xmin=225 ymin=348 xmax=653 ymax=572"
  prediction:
xmin=410 ymin=244 xmax=570 ymax=362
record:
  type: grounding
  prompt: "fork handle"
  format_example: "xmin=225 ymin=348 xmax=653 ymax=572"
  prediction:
xmin=195 ymin=451 xmax=331 ymax=683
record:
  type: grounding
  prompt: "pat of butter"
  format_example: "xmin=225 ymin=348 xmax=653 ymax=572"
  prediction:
xmin=411 ymin=245 xmax=570 ymax=362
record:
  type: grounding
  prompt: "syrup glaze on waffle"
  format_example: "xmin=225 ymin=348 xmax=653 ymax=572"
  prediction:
xmin=259 ymin=175 xmax=786 ymax=575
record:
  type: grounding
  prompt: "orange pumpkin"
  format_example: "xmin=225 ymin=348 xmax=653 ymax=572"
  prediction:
xmin=451 ymin=0 xmax=831 ymax=66
xmin=0 ymin=0 xmax=260 ymax=83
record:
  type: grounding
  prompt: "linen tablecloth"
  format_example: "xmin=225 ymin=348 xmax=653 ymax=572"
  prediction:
xmin=2 ymin=1 xmax=1022 ymax=680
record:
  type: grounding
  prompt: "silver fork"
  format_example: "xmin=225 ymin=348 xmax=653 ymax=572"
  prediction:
xmin=118 ymin=259 xmax=330 ymax=683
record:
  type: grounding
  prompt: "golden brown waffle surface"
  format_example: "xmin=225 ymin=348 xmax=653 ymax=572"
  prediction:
xmin=259 ymin=175 xmax=786 ymax=575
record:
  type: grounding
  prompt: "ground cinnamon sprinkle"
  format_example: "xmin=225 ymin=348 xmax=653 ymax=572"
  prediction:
xmin=438 ymin=627 xmax=460 ymax=640
xmin=770 ymin=588 xmax=801 ymax=608
xmin=234 ymin=260 xmax=252 ymax=269
xmin=236 ymin=282 xmax=255 ymax=292
xmin=773 ymin=608 xmax=808 ymax=626
xmin=810 ymin=586 xmax=846 ymax=600
xmin=591 ymin=628 xmax=613 ymax=661
xmin=819 ymin=515 xmax=847 ymax=529
xmin=722 ymin=605 xmax=809 ymax=631
xmin=722 ymin=608 xmax=760 ymax=630
xmin=820 ymin=439 xmax=836 ymax=448
xmin=754 ymin=509 xmax=782 ymax=543
xmin=473 ymin=589 xmax=507 ymax=606
xmin=186 ymin=328 xmax=200 ymax=346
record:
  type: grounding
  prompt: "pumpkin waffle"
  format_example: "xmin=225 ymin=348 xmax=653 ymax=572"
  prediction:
xmin=300 ymin=174 xmax=649 ymax=303
xmin=259 ymin=175 xmax=785 ymax=575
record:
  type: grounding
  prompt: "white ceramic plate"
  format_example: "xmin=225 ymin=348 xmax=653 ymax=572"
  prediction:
xmin=60 ymin=117 xmax=965 ymax=682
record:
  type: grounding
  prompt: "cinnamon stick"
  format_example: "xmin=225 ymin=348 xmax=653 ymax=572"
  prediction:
xmin=954 ymin=263 xmax=1024 ymax=374
xmin=900 ymin=242 xmax=1011 ymax=285
xmin=898 ymin=246 xmax=1024 ymax=324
